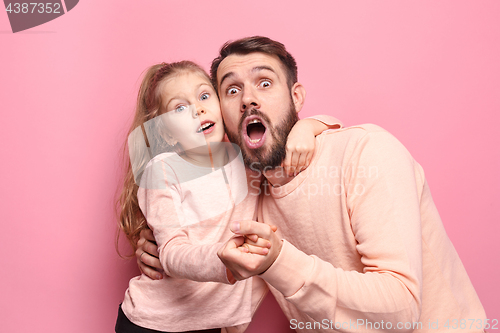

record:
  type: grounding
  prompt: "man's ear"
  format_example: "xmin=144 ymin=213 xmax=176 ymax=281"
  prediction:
xmin=291 ymin=82 xmax=306 ymax=113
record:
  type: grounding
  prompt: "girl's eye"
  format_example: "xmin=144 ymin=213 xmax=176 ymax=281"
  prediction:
xmin=200 ymin=93 xmax=209 ymax=101
xmin=227 ymin=87 xmax=239 ymax=95
xmin=259 ymin=80 xmax=271 ymax=88
xmin=175 ymin=105 xmax=187 ymax=113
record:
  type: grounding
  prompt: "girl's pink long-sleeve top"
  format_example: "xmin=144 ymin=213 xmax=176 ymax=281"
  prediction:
xmin=121 ymin=144 xmax=264 ymax=332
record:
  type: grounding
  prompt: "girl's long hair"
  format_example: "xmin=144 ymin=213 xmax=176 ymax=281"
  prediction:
xmin=116 ymin=61 xmax=211 ymax=257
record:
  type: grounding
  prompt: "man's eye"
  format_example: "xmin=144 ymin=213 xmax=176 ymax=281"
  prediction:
xmin=175 ymin=105 xmax=187 ymax=113
xmin=227 ymin=87 xmax=239 ymax=95
xmin=259 ymin=80 xmax=271 ymax=88
xmin=200 ymin=93 xmax=209 ymax=101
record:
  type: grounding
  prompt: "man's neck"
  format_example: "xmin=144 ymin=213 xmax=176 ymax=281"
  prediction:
xmin=263 ymin=167 xmax=296 ymax=187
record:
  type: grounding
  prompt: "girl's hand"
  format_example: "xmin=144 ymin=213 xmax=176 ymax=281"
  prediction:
xmin=283 ymin=117 xmax=341 ymax=177
xmin=237 ymin=225 xmax=278 ymax=255
xmin=283 ymin=120 xmax=316 ymax=177
xmin=219 ymin=222 xmax=282 ymax=280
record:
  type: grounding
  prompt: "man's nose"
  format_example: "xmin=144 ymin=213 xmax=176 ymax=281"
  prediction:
xmin=241 ymin=87 xmax=259 ymax=111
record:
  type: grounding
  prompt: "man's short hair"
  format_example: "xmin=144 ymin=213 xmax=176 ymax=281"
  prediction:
xmin=210 ymin=36 xmax=298 ymax=94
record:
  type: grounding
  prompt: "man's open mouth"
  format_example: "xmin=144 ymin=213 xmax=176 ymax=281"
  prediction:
xmin=197 ymin=121 xmax=215 ymax=134
xmin=243 ymin=116 xmax=267 ymax=149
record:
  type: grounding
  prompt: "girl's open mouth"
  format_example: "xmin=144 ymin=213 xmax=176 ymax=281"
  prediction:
xmin=243 ymin=116 xmax=267 ymax=149
xmin=197 ymin=121 xmax=215 ymax=134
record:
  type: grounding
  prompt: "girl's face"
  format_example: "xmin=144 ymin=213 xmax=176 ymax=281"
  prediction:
xmin=159 ymin=71 xmax=224 ymax=151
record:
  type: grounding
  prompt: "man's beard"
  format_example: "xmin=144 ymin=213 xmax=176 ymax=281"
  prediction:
xmin=224 ymin=100 xmax=299 ymax=172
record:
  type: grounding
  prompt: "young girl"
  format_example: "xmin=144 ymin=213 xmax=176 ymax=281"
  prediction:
xmin=116 ymin=61 xmax=338 ymax=333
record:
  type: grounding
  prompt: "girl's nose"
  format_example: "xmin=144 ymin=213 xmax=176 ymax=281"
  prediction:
xmin=194 ymin=106 xmax=206 ymax=117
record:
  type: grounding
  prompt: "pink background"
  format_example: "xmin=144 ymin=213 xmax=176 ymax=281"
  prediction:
xmin=1 ymin=1 xmax=499 ymax=332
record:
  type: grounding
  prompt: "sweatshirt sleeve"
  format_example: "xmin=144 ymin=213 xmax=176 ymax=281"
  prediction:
xmin=138 ymin=158 xmax=231 ymax=284
xmin=260 ymin=129 xmax=423 ymax=328
xmin=305 ymin=115 xmax=343 ymax=130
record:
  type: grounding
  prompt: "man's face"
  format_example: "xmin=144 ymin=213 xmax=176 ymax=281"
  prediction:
xmin=217 ymin=52 xmax=300 ymax=170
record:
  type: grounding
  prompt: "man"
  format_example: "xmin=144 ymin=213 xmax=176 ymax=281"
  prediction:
xmin=137 ymin=36 xmax=486 ymax=332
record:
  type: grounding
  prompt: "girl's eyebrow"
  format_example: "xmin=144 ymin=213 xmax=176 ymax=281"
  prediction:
xmin=198 ymin=82 xmax=212 ymax=89
xmin=165 ymin=83 xmax=212 ymax=108
xmin=165 ymin=96 xmax=179 ymax=109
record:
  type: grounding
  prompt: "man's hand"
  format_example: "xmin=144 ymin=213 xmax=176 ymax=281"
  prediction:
xmin=136 ymin=228 xmax=163 ymax=280
xmin=218 ymin=221 xmax=282 ymax=281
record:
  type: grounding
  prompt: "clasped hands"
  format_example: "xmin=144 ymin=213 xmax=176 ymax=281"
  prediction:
xmin=217 ymin=221 xmax=282 ymax=283
xmin=136 ymin=221 xmax=282 ymax=282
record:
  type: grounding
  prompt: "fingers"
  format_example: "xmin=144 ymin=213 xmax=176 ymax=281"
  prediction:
xmin=239 ymin=233 xmax=273 ymax=255
xmin=283 ymin=147 xmax=293 ymax=175
xmin=245 ymin=234 xmax=258 ymax=243
xmin=229 ymin=221 xmax=277 ymax=257
xmin=135 ymin=230 xmax=162 ymax=280
xmin=230 ymin=221 xmax=278 ymax=238
xmin=136 ymin=247 xmax=162 ymax=269
xmin=305 ymin=151 xmax=313 ymax=169
xmin=137 ymin=257 xmax=164 ymax=280
xmin=140 ymin=227 xmax=156 ymax=242
xmin=296 ymin=151 xmax=308 ymax=174
xmin=238 ymin=235 xmax=270 ymax=254
xmin=294 ymin=150 xmax=313 ymax=175
xmin=138 ymin=228 xmax=159 ymax=258
xmin=284 ymin=139 xmax=316 ymax=176
xmin=217 ymin=236 xmax=249 ymax=278
xmin=283 ymin=150 xmax=306 ymax=176
xmin=143 ymin=238 xmax=160 ymax=258
xmin=136 ymin=247 xmax=163 ymax=280
xmin=218 ymin=233 xmax=280 ymax=281
xmin=283 ymin=149 xmax=299 ymax=176
xmin=226 ymin=236 xmax=246 ymax=249
xmin=231 ymin=221 xmax=273 ymax=240
xmin=238 ymin=246 xmax=249 ymax=253
xmin=241 ymin=243 xmax=270 ymax=255
xmin=244 ymin=235 xmax=271 ymax=249
xmin=290 ymin=151 xmax=300 ymax=175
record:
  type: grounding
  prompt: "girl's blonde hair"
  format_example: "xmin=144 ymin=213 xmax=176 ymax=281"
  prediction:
xmin=116 ymin=61 xmax=211 ymax=257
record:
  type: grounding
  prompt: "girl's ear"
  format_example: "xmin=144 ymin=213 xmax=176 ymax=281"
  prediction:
xmin=291 ymin=82 xmax=306 ymax=114
xmin=164 ymin=132 xmax=177 ymax=146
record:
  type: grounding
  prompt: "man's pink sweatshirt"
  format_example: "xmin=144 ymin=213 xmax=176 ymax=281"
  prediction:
xmin=259 ymin=123 xmax=486 ymax=332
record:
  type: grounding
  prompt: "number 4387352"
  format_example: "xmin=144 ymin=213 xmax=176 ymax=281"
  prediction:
xmin=6 ymin=3 xmax=62 ymax=14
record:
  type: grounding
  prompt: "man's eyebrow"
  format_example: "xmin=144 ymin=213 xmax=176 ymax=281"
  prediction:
xmin=219 ymin=66 xmax=277 ymax=89
xmin=219 ymin=72 xmax=234 ymax=89
xmin=252 ymin=66 xmax=276 ymax=75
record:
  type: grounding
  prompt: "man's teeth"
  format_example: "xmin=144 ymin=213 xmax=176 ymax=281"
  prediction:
xmin=246 ymin=118 xmax=264 ymax=143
